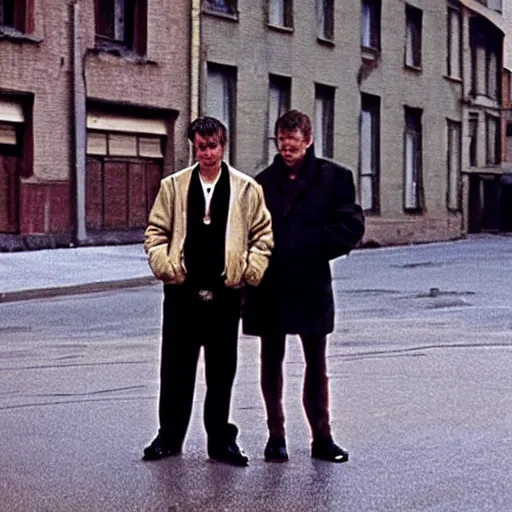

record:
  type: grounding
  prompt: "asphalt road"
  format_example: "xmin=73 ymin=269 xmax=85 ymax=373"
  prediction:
xmin=1 ymin=235 xmax=511 ymax=511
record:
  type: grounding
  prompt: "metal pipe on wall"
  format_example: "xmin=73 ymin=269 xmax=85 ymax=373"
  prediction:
xmin=72 ymin=0 xmax=87 ymax=243
xmin=189 ymin=0 xmax=201 ymax=166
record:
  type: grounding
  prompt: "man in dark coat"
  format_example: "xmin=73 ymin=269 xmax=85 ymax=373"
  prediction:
xmin=243 ymin=110 xmax=365 ymax=463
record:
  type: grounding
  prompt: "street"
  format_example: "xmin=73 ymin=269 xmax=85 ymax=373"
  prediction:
xmin=1 ymin=235 xmax=511 ymax=511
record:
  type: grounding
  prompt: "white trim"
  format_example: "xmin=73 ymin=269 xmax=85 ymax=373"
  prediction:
xmin=87 ymin=112 xmax=167 ymax=135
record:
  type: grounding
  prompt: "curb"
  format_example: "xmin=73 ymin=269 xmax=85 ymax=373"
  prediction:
xmin=0 ymin=276 xmax=158 ymax=304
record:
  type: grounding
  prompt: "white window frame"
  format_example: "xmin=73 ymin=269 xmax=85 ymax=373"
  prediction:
xmin=405 ymin=4 xmax=422 ymax=69
xmin=360 ymin=94 xmax=380 ymax=212
xmin=267 ymin=75 xmax=291 ymax=164
xmin=447 ymin=7 xmax=462 ymax=80
xmin=316 ymin=0 xmax=333 ymax=41
xmin=268 ymin=0 xmax=292 ymax=28
xmin=404 ymin=107 xmax=423 ymax=211
xmin=314 ymin=84 xmax=335 ymax=159
xmin=206 ymin=63 xmax=237 ymax=164
xmin=486 ymin=114 xmax=500 ymax=166
xmin=447 ymin=120 xmax=461 ymax=211
xmin=468 ymin=113 xmax=479 ymax=167
xmin=361 ymin=0 xmax=380 ymax=50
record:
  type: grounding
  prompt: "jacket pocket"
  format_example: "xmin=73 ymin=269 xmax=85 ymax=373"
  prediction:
xmin=148 ymin=244 xmax=178 ymax=283
xmin=224 ymin=250 xmax=246 ymax=288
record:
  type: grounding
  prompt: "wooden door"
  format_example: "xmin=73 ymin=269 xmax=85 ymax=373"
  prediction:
xmin=0 ymin=154 xmax=19 ymax=233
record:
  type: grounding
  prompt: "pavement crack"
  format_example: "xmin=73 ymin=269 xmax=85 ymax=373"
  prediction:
xmin=328 ymin=342 xmax=512 ymax=361
xmin=26 ymin=385 xmax=146 ymax=398
xmin=0 ymin=360 xmax=151 ymax=372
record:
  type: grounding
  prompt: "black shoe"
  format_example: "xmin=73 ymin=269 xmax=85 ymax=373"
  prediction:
xmin=209 ymin=441 xmax=249 ymax=467
xmin=143 ymin=435 xmax=181 ymax=461
xmin=311 ymin=439 xmax=349 ymax=463
xmin=264 ymin=436 xmax=289 ymax=462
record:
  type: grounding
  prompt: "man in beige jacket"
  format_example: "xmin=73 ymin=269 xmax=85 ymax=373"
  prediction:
xmin=143 ymin=117 xmax=273 ymax=466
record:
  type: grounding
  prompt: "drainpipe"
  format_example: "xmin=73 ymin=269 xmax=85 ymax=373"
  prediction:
xmin=190 ymin=0 xmax=201 ymax=165
xmin=72 ymin=0 xmax=87 ymax=244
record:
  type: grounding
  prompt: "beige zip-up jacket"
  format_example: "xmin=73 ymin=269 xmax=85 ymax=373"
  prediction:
xmin=144 ymin=163 xmax=273 ymax=288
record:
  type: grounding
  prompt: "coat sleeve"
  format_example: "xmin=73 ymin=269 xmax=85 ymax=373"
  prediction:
xmin=243 ymin=183 xmax=274 ymax=287
xmin=144 ymin=180 xmax=178 ymax=282
xmin=302 ymin=167 xmax=365 ymax=261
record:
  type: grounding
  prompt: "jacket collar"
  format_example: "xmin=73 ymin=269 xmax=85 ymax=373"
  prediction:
xmin=271 ymin=146 xmax=319 ymax=216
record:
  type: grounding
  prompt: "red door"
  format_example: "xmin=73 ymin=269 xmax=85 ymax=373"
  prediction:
xmin=86 ymin=157 xmax=162 ymax=231
xmin=0 ymin=154 xmax=19 ymax=233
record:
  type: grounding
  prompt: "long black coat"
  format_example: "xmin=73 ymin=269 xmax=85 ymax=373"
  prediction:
xmin=242 ymin=147 xmax=365 ymax=336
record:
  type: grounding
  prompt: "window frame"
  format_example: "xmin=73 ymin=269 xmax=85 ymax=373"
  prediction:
xmin=314 ymin=84 xmax=335 ymax=159
xmin=316 ymin=0 xmax=334 ymax=42
xmin=267 ymin=75 xmax=291 ymax=164
xmin=446 ymin=119 xmax=461 ymax=212
xmin=0 ymin=0 xmax=34 ymax=34
xmin=268 ymin=0 xmax=293 ymax=30
xmin=405 ymin=4 xmax=422 ymax=70
xmin=403 ymin=106 xmax=423 ymax=212
xmin=360 ymin=93 xmax=380 ymax=213
xmin=485 ymin=113 xmax=500 ymax=166
xmin=361 ymin=0 xmax=381 ymax=52
xmin=203 ymin=0 xmax=238 ymax=18
xmin=468 ymin=113 xmax=479 ymax=167
xmin=447 ymin=7 xmax=462 ymax=80
xmin=206 ymin=62 xmax=237 ymax=165
xmin=94 ymin=0 xmax=148 ymax=56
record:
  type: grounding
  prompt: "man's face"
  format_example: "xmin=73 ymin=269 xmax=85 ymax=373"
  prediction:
xmin=194 ymin=132 xmax=224 ymax=173
xmin=277 ymin=128 xmax=312 ymax=170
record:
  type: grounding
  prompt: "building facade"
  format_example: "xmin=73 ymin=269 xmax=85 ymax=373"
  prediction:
xmin=197 ymin=0 xmax=510 ymax=245
xmin=1 ymin=0 xmax=509 ymax=251
xmin=0 ymin=0 xmax=191 ymax=251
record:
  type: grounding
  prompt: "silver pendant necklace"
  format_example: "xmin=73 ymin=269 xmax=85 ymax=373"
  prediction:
xmin=203 ymin=186 xmax=212 ymax=225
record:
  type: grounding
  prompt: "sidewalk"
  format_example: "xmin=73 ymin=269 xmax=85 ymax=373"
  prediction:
xmin=0 ymin=244 xmax=156 ymax=303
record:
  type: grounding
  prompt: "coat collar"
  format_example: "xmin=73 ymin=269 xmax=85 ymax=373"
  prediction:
xmin=271 ymin=146 xmax=319 ymax=216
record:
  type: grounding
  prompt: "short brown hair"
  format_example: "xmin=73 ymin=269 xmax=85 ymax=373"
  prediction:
xmin=188 ymin=116 xmax=228 ymax=146
xmin=274 ymin=109 xmax=312 ymax=140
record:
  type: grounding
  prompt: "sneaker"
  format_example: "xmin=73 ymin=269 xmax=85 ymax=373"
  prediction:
xmin=311 ymin=439 xmax=348 ymax=463
xmin=264 ymin=436 xmax=289 ymax=462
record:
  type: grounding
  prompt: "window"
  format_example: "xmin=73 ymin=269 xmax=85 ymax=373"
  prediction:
xmin=405 ymin=5 xmax=422 ymax=69
xmin=267 ymin=75 xmax=291 ymax=163
xmin=447 ymin=120 xmax=461 ymax=211
xmin=0 ymin=0 xmax=33 ymax=34
xmin=203 ymin=0 xmax=237 ymax=16
xmin=268 ymin=0 xmax=293 ymax=29
xmin=486 ymin=114 xmax=500 ymax=165
xmin=361 ymin=0 xmax=380 ymax=51
xmin=360 ymin=94 xmax=380 ymax=212
xmin=486 ymin=48 xmax=498 ymax=100
xmin=404 ymin=107 xmax=423 ymax=211
xmin=314 ymin=84 xmax=335 ymax=159
xmin=447 ymin=7 xmax=462 ymax=79
xmin=470 ymin=18 xmax=501 ymax=100
xmin=476 ymin=0 xmax=502 ymax=12
xmin=468 ymin=113 xmax=478 ymax=167
xmin=94 ymin=0 xmax=147 ymax=56
xmin=206 ymin=63 xmax=237 ymax=164
xmin=317 ymin=0 xmax=334 ymax=41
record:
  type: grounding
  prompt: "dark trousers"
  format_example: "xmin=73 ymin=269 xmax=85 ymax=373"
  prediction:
xmin=158 ymin=284 xmax=242 ymax=449
xmin=260 ymin=333 xmax=331 ymax=442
